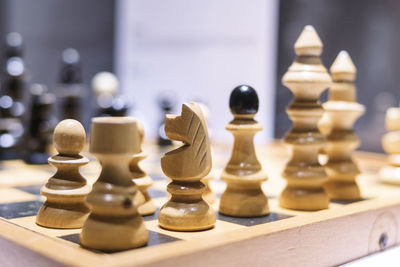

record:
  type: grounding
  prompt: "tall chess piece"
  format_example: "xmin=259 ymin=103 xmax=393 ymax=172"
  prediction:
xmin=36 ymin=119 xmax=91 ymax=228
xmin=0 ymin=32 xmax=27 ymax=160
xmin=130 ymin=121 xmax=155 ymax=215
xmin=379 ymin=107 xmax=400 ymax=184
xmin=219 ymin=85 xmax=269 ymax=217
xmin=80 ymin=117 xmax=148 ymax=251
xmin=158 ymin=102 xmax=216 ymax=231
xmin=24 ymin=84 xmax=56 ymax=164
xmin=57 ymin=48 xmax=86 ymax=124
xmin=323 ymin=51 xmax=365 ymax=200
xmin=279 ymin=25 xmax=332 ymax=211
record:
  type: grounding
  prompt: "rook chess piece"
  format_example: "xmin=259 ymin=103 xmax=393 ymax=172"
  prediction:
xmin=323 ymin=51 xmax=365 ymax=199
xmin=219 ymin=85 xmax=269 ymax=217
xmin=279 ymin=25 xmax=331 ymax=211
xmin=80 ymin=117 xmax=148 ymax=251
xmin=36 ymin=119 xmax=91 ymax=228
xmin=158 ymin=102 xmax=216 ymax=231
xmin=130 ymin=120 xmax=155 ymax=215
xmin=379 ymin=107 xmax=400 ymax=184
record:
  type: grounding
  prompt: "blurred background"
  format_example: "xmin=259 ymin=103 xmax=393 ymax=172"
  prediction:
xmin=0 ymin=0 xmax=398 ymax=158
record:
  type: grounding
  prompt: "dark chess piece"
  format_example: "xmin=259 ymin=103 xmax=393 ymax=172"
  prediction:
xmin=0 ymin=32 xmax=27 ymax=160
xmin=91 ymin=72 xmax=129 ymax=117
xmin=23 ymin=84 xmax=56 ymax=164
xmin=57 ymin=48 xmax=87 ymax=124
xmin=157 ymin=94 xmax=175 ymax=147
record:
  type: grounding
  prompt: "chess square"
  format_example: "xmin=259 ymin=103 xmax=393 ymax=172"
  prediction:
xmin=0 ymin=188 xmax=38 ymax=204
xmin=148 ymin=188 xmax=167 ymax=198
xmin=217 ymin=212 xmax=292 ymax=226
xmin=15 ymin=185 xmax=42 ymax=196
xmin=0 ymin=200 xmax=42 ymax=219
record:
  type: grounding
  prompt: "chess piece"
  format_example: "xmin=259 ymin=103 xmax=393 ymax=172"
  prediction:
xmin=36 ymin=119 xmax=91 ymax=228
xmin=130 ymin=121 xmax=155 ymax=215
xmin=57 ymin=48 xmax=86 ymax=123
xmin=158 ymin=102 xmax=216 ymax=231
xmin=219 ymin=85 xmax=269 ymax=217
xmin=279 ymin=25 xmax=331 ymax=211
xmin=24 ymin=84 xmax=56 ymax=164
xmin=0 ymin=32 xmax=27 ymax=160
xmin=80 ymin=117 xmax=148 ymax=251
xmin=157 ymin=94 xmax=175 ymax=147
xmin=92 ymin=72 xmax=129 ymax=117
xmin=323 ymin=51 xmax=365 ymax=200
xmin=379 ymin=107 xmax=400 ymax=184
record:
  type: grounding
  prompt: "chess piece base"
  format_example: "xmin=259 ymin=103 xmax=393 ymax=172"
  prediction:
xmin=379 ymin=166 xmax=400 ymax=185
xmin=138 ymin=198 xmax=156 ymax=216
xmin=158 ymin=199 xmax=216 ymax=231
xmin=36 ymin=202 xmax=90 ymax=229
xmin=80 ymin=214 xmax=148 ymax=251
xmin=325 ymin=181 xmax=361 ymax=200
xmin=279 ymin=187 xmax=329 ymax=211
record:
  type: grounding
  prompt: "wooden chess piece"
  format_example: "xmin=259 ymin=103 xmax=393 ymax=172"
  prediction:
xmin=158 ymin=102 xmax=216 ymax=231
xmin=36 ymin=119 xmax=91 ymax=228
xmin=80 ymin=117 xmax=148 ymax=251
xmin=279 ymin=25 xmax=331 ymax=211
xmin=379 ymin=107 xmax=400 ymax=184
xmin=130 ymin=120 xmax=155 ymax=216
xmin=323 ymin=51 xmax=365 ymax=200
xmin=219 ymin=85 xmax=269 ymax=217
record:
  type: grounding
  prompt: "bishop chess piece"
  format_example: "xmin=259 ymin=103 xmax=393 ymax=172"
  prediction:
xmin=130 ymin=121 xmax=155 ymax=215
xmin=80 ymin=117 xmax=148 ymax=251
xmin=158 ymin=102 xmax=216 ymax=231
xmin=323 ymin=51 xmax=365 ymax=200
xmin=279 ymin=25 xmax=331 ymax=211
xmin=57 ymin=48 xmax=86 ymax=124
xmin=36 ymin=119 xmax=91 ymax=228
xmin=379 ymin=107 xmax=400 ymax=184
xmin=24 ymin=84 xmax=56 ymax=164
xmin=92 ymin=72 xmax=129 ymax=117
xmin=219 ymin=85 xmax=269 ymax=217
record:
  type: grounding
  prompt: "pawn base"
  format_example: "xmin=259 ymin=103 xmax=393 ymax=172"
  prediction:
xmin=138 ymin=199 xmax=156 ymax=216
xmin=158 ymin=199 xmax=216 ymax=231
xmin=219 ymin=189 xmax=269 ymax=217
xmin=80 ymin=214 xmax=148 ymax=251
xmin=325 ymin=181 xmax=361 ymax=200
xmin=36 ymin=202 xmax=90 ymax=229
xmin=279 ymin=187 xmax=329 ymax=211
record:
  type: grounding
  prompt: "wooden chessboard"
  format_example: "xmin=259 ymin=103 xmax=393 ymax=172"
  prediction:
xmin=0 ymin=142 xmax=399 ymax=267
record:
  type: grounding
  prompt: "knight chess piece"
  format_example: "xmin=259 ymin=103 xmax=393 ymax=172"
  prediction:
xmin=158 ymin=102 xmax=216 ymax=231
xmin=219 ymin=85 xmax=269 ymax=217
xmin=323 ymin=51 xmax=365 ymax=200
xmin=130 ymin=120 xmax=155 ymax=216
xmin=379 ymin=107 xmax=400 ymax=184
xmin=80 ymin=117 xmax=148 ymax=251
xmin=279 ymin=25 xmax=331 ymax=211
xmin=36 ymin=119 xmax=91 ymax=228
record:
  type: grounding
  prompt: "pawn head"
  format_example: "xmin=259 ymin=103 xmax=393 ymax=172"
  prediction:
xmin=53 ymin=119 xmax=86 ymax=155
xmin=229 ymin=85 xmax=259 ymax=115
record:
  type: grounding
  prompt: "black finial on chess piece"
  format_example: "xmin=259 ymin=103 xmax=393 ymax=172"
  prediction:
xmin=5 ymin=32 xmax=23 ymax=58
xmin=229 ymin=85 xmax=259 ymax=115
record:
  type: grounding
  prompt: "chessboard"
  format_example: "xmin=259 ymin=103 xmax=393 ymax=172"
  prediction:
xmin=0 ymin=141 xmax=399 ymax=267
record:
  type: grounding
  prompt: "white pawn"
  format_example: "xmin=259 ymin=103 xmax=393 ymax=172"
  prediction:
xmin=36 ymin=119 xmax=91 ymax=229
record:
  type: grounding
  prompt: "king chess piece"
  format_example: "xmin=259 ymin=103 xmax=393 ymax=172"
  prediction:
xmin=219 ymin=85 xmax=269 ymax=217
xmin=279 ymin=25 xmax=331 ymax=211
xmin=36 ymin=119 xmax=91 ymax=228
xmin=158 ymin=102 xmax=216 ymax=231
xmin=80 ymin=117 xmax=148 ymax=251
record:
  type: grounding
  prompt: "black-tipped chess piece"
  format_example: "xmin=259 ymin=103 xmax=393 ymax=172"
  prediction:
xmin=57 ymin=48 xmax=86 ymax=124
xmin=0 ymin=32 xmax=27 ymax=160
xmin=157 ymin=93 xmax=175 ymax=147
xmin=229 ymin=85 xmax=259 ymax=115
xmin=23 ymin=84 xmax=56 ymax=164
